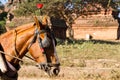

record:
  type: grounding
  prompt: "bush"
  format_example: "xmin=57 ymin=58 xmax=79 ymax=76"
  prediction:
xmin=0 ymin=20 xmax=6 ymax=34
xmin=14 ymin=2 xmax=38 ymax=17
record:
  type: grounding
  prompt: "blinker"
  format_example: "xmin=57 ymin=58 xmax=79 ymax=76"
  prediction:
xmin=39 ymin=33 xmax=51 ymax=48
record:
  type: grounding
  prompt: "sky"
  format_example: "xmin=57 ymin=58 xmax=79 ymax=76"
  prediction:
xmin=0 ymin=0 xmax=8 ymax=5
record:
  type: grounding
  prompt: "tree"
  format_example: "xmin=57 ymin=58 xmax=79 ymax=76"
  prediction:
xmin=4 ymin=0 xmax=120 ymax=39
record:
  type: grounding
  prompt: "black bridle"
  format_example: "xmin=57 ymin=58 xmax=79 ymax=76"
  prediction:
xmin=28 ymin=27 xmax=60 ymax=70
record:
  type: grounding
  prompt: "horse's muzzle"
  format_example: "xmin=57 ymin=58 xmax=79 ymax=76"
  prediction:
xmin=36 ymin=63 xmax=60 ymax=77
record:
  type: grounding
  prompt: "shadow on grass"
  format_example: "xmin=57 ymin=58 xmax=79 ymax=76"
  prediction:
xmin=56 ymin=38 xmax=120 ymax=45
xmin=89 ymin=39 xmax=120 ymax=44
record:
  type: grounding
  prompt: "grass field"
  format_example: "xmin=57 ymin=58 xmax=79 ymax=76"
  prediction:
xmin=57 ymin=40 xmax=120 ymax=66
xmin=18 ymin=39 xmax=120 ymax=80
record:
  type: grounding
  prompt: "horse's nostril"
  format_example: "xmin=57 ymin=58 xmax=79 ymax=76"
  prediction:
xmin=46 ymin=67 xmax=60 ymax=77
xmin=53 ymin=67 xmax=60 ymax=76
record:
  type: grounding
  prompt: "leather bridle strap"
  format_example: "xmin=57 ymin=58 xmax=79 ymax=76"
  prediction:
xmin=13 ymin=29 xmax=20 ymax=63
xmin=28 ymin=29 xmax=46 ymax=49
xmin=27 ymin=29 xmax=37 ymax=49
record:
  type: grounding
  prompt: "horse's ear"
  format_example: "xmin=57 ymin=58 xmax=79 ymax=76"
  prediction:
xmin=33 ymin=16 xmax=41 ymax=31
xmin=42 ymin=15 xmax=48 ymax=26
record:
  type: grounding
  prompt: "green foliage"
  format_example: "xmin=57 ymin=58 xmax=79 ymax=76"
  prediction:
xmin=0 ymin=12 xmax=7 ymax=20
xmin=8 ymin=22 xmax=15 ymax=28
xmin=0 ymin=20 xmax=5 ymax=27
xmin=14 ymin=1 xmax=39 ymax=16
xmin=0 ymin=20 xmax=6 ymax=34
xmin=14 ymin=0 xmax=64 ymax=17
xmin=0 ymin=12 xmax=7 ymax=34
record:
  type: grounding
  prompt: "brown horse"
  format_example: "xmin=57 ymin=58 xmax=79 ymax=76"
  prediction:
xmin=0 ymin=17 xmax=60 ymax=80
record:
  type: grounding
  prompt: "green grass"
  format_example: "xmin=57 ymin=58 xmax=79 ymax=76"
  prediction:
xmin=56 ymin=39 xmax=120 ymax=67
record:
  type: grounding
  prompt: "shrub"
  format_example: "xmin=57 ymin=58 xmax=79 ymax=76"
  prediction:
xmin=0 ymin=20 xmax=6 ymax=34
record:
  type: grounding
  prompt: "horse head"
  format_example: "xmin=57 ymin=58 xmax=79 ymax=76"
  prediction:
xmin=28 ymin=16 xmax=60 ymax=76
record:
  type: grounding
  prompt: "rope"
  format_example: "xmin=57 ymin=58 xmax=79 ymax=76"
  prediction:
xmin=0 ymin=50 xmax=37 ymax=63
xmin=0 ymin=51 xmax=23 ymax=62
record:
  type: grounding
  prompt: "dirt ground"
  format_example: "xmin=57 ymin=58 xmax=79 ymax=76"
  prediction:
xmin=18 ymin=65 xmax=120 ymax=80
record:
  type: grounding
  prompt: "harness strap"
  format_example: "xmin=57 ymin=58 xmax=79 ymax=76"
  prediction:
xmin=13 ymin=29 xmax=20 ymax=63
xmin=27 ymin=30 xmax=37 ymax=50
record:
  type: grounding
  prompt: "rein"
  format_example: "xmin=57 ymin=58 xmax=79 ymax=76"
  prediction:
xmin=0 ymin=51 xmax=23 ymax=62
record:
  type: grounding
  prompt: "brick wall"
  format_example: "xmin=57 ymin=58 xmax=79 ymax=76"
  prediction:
xmin=72 ymin=26 xmax=118 ymax=40
xmin=71 ymin=14 xmax=119 ymax=40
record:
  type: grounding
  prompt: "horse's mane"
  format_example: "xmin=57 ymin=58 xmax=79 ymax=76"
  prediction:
xmin=15 ymin=22 xmax=35 ymax=31
xmin=0 ymin=22 xmax=35 ymax=39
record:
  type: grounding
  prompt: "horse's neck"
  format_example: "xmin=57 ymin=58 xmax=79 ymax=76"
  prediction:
xmin=0 ymin=23 xmax=35 ymax=64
